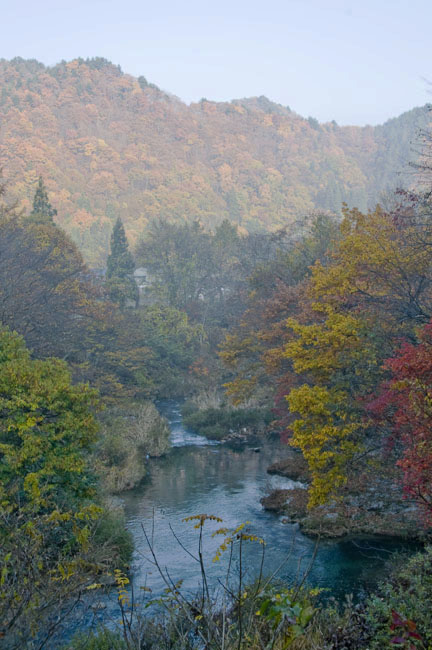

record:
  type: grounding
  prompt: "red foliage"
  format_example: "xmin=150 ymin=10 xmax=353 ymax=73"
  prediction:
xmin=372 ymin=321 xmax=432 ymax=524
xmin=390 ymin=609 xmax=422 ymax=647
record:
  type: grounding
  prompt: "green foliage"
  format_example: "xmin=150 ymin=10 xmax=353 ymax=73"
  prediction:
xmin=364 ymin=547 xmax=432 ymax=648
xmin=136 ymin=219 xmax=217 ymax=311
xmin=182 ymin=403 xmax=272 ymax=440
xmin=0 ymin=328 xmax=114 ymax=645
xmin=256 ymin=585 xmax=315 ymax=642
xmin=107 ymin=218 xmax=135 ymax=278
xmin=30 ymin=175 xmax=57 ymax=222
xmin=106 ymin=218 xmax=138 ymax=308
xmin=136 ymin=304 xmax=205 ymax=396
xmin=0 ymin=327 xmax=99 ymax=513
xmin=92 ymin=509 xmax=133 ymax=567
xmin=66 ymin=628 xmax=127 ymax=649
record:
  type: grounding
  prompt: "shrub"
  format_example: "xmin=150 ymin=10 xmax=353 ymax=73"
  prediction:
xmin=364 ymin=546 xmax=432 ymax=648
xmin=92 ymin=508 xmax=133 ymax=567
xmin=66 ymin=628 xmax=127 ymax=649
xmin=182 ymin=403 xmax=272 ymax=440
xmin=96 ymin=402 xmax=170 ymax=492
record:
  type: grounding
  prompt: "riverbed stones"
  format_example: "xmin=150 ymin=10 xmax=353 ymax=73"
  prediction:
xmin=266 ymin=454 xmax=310 ymax=483
xmin=262 ymin=453 xmax=424 ymax=540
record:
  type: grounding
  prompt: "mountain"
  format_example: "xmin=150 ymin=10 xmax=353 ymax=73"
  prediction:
xmin=0 ymin=57 xmax=429 ymax=264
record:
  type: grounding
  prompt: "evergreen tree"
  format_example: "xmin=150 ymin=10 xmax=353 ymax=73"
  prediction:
xmin=106 ymin=217 xmax=138 ymax=307
xmin=30 ymin=176 xmax=57 ymax=222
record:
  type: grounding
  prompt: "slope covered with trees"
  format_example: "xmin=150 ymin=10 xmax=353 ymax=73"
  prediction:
xmin=0 ymin=57 xmax=429 ymax=264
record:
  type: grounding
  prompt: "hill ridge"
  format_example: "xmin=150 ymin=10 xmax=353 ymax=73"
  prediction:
xmin=0 ymin=57 xmax=430 ymax=264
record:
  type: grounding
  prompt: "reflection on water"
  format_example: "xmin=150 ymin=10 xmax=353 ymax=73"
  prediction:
xmin=122 ymin=400 xmax=416 ymax=601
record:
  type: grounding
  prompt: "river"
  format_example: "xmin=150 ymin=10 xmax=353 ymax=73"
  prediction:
xmin=121 ymin=400 xmax=415 ymax=602
xmin=56 ymin=399 xmax=418 ymax=645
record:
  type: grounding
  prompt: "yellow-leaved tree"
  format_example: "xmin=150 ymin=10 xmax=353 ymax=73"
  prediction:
xmin=0 ymin=327 xmax=108 ymax=645
xmin=284 ymin=204 xmax=432 ymax=506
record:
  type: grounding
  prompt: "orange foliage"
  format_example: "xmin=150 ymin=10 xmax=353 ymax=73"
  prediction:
xmin=0 ymin=57 xmax=427 ymax=264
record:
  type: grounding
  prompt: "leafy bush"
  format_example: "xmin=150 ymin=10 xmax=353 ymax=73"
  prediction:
xmin=96 ymin=402 xmax=170 ymax=492
xmin=92 ymin=508 xmax=133 ymax=567
xmin=364 ymin=546 xmax=432 ymax=648
xmin=182 ymin=403 xmax=272 ymax=440
xmin=66 ymin=628 xmax=127 ymax=649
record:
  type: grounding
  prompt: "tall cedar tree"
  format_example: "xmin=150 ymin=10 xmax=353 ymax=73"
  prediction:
xmin=106 ymin=217 xmax=138 ymax=307
xmin=30 ymin=176 xmax=57 ymax=222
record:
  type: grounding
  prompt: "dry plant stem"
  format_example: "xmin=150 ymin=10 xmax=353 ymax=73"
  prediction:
xmin=220 ymin=542 xmax=235 ymax=650
xmin=164 ymin=567 xmax=205 ymax=646
xmin=35 ymin=593 xmax=82 ymax=650
xmin=140 ymin=523 xmax=219 ymax=650
xmin=132 ymin=519 xmax=319 ymax=650
xmin=170 ymin=520 xmax=221 ymax=647
xmin=237 ymin=534 xmax=243 ymax=650
xmin=169 ymin=522 xmax=200 ymax=563
xmin=199 ymin=523 xmax=211 ymax=610
xmin=260 ymin=530 xmax=298 ymax=595
xmin=293 ymin=537 xmax=320 ymax=602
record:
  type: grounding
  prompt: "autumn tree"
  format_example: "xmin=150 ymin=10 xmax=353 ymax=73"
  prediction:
xmin=0 ymin=327 xmax=108 ymax=645
xmin=372 ymin=321 xmax=432 ymax=524
xmin=106 ymin=217 xmax=138 ymax=308
xmin=282 ymin=204 xmax=432 ymax=506
xmin=220 ymin=214 xmax=340 ymax=407
xmin=0 ymin=58 xmax=428 ymax=265
xmin=0 ymin=186 xmax=89 ymax=359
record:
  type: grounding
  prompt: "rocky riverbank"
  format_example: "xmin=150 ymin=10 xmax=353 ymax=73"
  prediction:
xmin=262 ymin=454 xmax=423 ymax=540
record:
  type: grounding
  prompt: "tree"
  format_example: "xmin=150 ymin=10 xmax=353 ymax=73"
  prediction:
xmin=0 ymin=181 xmax=145 ymax=400
xmin=30 ymin=175 xmax=57 ymax=222
xmin=0 ymin=327 xmax=106 ymax=644
xmin=135 ymin=304 xmax=205 ymax=396
xmin=0 ymin=328 xmax=99 ymax=512
xmin=280 ymin=204 xmax=432 ymax=507
xmin=283 ymin=309 xmax=382 ymax=505
xmin=0 ymin=185 xmax=89 ymax=359
xmin=372 ymin=321 xmax=432 ymax=524
xmin=135 ymin=219 xmax=214 ymax=311
xmin=220 ymin=214 xmax=340 ymax=407
xmin=106 ymin=217 xmax=138 ymax=308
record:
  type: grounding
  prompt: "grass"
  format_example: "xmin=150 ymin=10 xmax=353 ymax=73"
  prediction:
xmin=181 ymin=402 xmax=272 ymax=440
xmin=95 ymin=401 xmax=170 ymax=493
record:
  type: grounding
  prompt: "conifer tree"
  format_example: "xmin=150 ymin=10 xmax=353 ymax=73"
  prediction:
xmin=106 ymin=217 xmax=138 ymax=307
xmin=30 ymin=176 xmax=57 ymax=222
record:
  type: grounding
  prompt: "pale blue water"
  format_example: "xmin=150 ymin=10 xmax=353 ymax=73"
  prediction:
xmin=122 ymin=400 xmax=417 ymax=600
xmin=56 ymin=400 xmax=417 ymax=645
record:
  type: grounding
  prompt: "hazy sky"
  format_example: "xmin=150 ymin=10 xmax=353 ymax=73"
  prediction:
xmin=2 ymin=0 xmax=431 ymax=125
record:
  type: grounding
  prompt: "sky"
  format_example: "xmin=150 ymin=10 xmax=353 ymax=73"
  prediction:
xmin=1 ymin=0 xmax=432 ymax=125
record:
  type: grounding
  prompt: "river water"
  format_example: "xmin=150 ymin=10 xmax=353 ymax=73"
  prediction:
xmin=121 ymin=400 xmax=415 ymax=602
xmin=55 ymin=399 xmax=419 ymax=645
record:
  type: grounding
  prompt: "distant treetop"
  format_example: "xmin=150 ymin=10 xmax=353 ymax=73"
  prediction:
xmin=30 ymin=176 xmax=57 ymax=223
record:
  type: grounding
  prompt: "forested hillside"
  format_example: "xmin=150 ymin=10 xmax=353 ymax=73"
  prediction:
xmin=0 ymin=56 xmax=429 ymax=264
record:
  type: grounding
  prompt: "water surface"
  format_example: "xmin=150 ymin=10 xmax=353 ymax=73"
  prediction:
xmin=122 ymin=400 xmax=414 ymax=601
